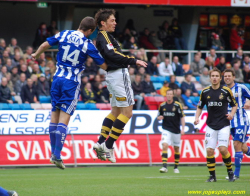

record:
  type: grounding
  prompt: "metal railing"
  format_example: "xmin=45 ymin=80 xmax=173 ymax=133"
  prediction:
xmin=46 ymin=49 xmax=250 ymax=65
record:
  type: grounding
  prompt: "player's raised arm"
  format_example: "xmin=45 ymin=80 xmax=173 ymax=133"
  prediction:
xmin=31 ymin=41 xmax=51 ymax=60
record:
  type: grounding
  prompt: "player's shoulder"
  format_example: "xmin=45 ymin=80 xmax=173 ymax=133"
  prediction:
xmin=222 ymin=86 xmax=232 ymax=93
xmin=174 ymin=101 xmax=182 ymax=108
xmin=160 ymin=102 xmax=166 ymax=107
xmin=201 ymin=86 xmax=210 ymax=94
xmin=237 ymin=83 xmax=250 ymax=91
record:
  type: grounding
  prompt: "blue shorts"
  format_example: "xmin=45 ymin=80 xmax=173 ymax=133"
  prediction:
xmin=230 ymin=125 xmax=249 ymax=143
xmin=50 ymin=76 xmax=80 ymax=116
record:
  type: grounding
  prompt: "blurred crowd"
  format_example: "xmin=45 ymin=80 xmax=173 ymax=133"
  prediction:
xmin=0 ymin=19 xmax=249 ymax=110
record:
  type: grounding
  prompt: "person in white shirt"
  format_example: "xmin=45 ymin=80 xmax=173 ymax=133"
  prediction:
xmin=158 ymin=57 xmax=173 ymax=76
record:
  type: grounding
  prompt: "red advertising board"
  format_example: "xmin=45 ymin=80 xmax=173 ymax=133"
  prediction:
xmin=104 ymin=0 xmax=231 ymax=6
xmin=0 ymin=134 xmax=249 ymax=166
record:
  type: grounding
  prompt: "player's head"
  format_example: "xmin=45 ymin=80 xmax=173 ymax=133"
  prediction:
xmin=78 ymin=16 xmax=96 ymax=36
xmin=95 ymin=9 xmax=116 ymax=32
xmin=166 ymin=89 xmax=174 ymax=102
xmin=209 ymin=67 xmax=222 ymax=86
xmin=223 ymin=69 xmax=235 ymax=87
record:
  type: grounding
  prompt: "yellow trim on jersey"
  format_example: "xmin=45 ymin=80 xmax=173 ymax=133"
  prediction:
xmin=174 ymin=101 xmax=185 ymax=117
xmin=100 ymin=31 xmax=111 ymax=44
xmin=222 ymin=86 xmax=234 ymax=98
xmin=114 ymin=48 xmax=126 ymax=57
xmin=158 ymin=102 xmax=166 ymax=111
xmin=200 ymin=86 xmax=210 ymax=99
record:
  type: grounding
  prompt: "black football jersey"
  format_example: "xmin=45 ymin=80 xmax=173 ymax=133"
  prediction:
xmin=158 ymin=101 xmax=185 ymax=134
xmin=198 ymin=85 xmax=237 ymax=130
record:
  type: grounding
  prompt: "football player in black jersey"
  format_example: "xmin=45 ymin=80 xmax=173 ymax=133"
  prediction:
xmin=157 ymin=89 xmax=185 ymax=173
xmin=194 ymin=67 xmax=237 ymax=182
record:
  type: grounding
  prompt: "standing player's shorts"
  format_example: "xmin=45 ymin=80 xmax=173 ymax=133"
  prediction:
xmin=50 ymin=76 xmax=80 ymax=116
xmin=106 ymin=68 xmax=135 ymax=107
xmin=205 ymin=125 xmax=230 ymax=149
xmin=230 ymin=125 xmax=249 ymax=143
xmin=161 ymin=130 xmax=181 ymax=147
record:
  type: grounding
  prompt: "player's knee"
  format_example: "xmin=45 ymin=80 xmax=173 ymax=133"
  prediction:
xmin=218 ymin=146 xmax=228 ymax=155
xmin=233 ymin=140 xmax=242 ymax=151
xmin=206 ymin=148 xmax=214 ymax=156
xmin=162 ymin=143 xmax=168 ymax=150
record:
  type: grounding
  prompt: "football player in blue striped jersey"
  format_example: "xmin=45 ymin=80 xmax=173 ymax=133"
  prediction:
xmin=32 ymin=16 xmax=107 ymax=169
xmin=224 ymin=68 xmax=250 ymax=179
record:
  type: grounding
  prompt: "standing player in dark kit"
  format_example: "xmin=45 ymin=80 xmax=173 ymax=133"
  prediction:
xmin=194 ymin=68 xmax=237 ymax=182
xmin=157 ymin=89 xmax=185 ymax=173
xmin=93 ymin=9 xmax=147 ymax=163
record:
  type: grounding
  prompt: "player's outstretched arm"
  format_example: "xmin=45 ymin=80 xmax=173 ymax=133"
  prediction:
xmin=194 ymin=108 xmax=202 ymax=125
xmin=136 ymin=60 xmax=147 ymax=68
xmin=31 ymin=41 xmax=51 ymax=60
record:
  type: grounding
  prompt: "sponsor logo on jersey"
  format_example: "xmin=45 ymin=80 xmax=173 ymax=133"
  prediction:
xmin=163 ymin=112 xmax=175 ymax=116
xmin=163 ymin=108 xmax=166 ymax=111
xmin=208 ymin=102 xmax=222 ymax=106
xmin=107 ymin=43 xmax=114 ymax=50
xmin=172 ymin=106 xmax=176 ymax=111
xmin=207 ymin=96 xmax=210 ymax=99
xmin=219 ymin=93 xmax=224 ymax=100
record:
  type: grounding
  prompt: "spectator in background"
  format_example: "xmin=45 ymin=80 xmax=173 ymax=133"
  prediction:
xmin=9 ymin=38 xmax=23 ymax=56
xmin=92 ymin=74 xmax=102 ymax=93
xmin=137 ymin=66 xmax=146 ymax=81
xmin=196 ymin=51 xmax=206 ymax=67
xmin=37 ymin=73 xmax=50 ymax=96
xmin=33 ymin=22 xmax=49 ymax=49
xmin=0 ymin=38 xmax=6 ymax=57
xmin=168 ymin=18 xmax=187 ymax=50
xmin=160 ymin=81 xmax=170 ymax=97
xmin=21 ymin=78 xmax=39 ymax=103
xmin=5 ymin=58 xmax=15 ymax=72
xmin=181 ymin=74 xmax=199 ymax=96
xmin=181 ymin=89 xmax=197 ymax=110
xmin=0 ymin=66 xmax=8 ymax=82
xmin=81 ymin=82 xmax=95 ymax=103
xmin=123 ymin=36 xmax=138 ymax=51
xmin=138 ymin=48 xmax=148 ymax=62
xmin=204 ymin=56 xmax=214 ymax=71
xmin=132 ymin=74 xmax=144 ymax=110
xmin=243 ymin=55 xmax=250 ymax=68
xmin=0 ymin=77 xmax=13 ymax=104
xmin=14 ymin=73 xmax=26 ymax=96
xmin=158 ymin=57 xmax=173 ymax=77
xmin=128 ymin=67 xmax=136 ymax=83
xmin=211 ymin=33 xmax=224 ymax=50
xmin=80 ymin=76 xmax=89 ymax=90
xmin=233 ymin=49 xmax=244 ymax=68
xmin=2 ymin=50 xmax=11 ymax=65
xmin=190 ymin=54 xmax=204 ymax=76
xmin=206 ymin=48 xmax=219 ymax=65
xmin=31 ymin=63 xmax=41 ymax=76
xmin=138 ymin=28 xmax=158 ymax=59
xmin=38 ymin=52 xmax=47 ymax=64
xmin=200 ymin=67 xmax=211 ymax=88
xmin=83 ymin=56 xmax=98 ymax=80
xmin=31 ymin=74 xmax=39 ymax=90
xmin=149 ymin=31 xmax=164 ymax=61
xmin=23 ymin=46 xmax=33 ymax=63
xmin=95 ymin=83 xmax=109 ymax=103
xmin=158 ymin=21 xmax=174 ymax=49
xmin=216 ymin=56 xmax=226 ymax=72
xmin=243 ymin=64 xmax=250 ymax=83
xmin=142 ymin=74 xmax=157 ymax=96
xmin=10 ymin=66 xmax=19 ymax=86
xmin=47 ymin=20 xmax=58 ymax=36
xmin=172 ymin=56 xmax=183 ymax=76
xmin=0 ymin=58 xmax=2 ymax=69
xmin=242 ymin=64 xmax=250 ymax=83
xmin=174 ymin=88 xmax=188 ymax=110
xmin=230 ymin=24 xmax=244 ymax=50
xmin=38 ymin=59 xmax=46 ymax=74
xmin=5 ymin=72 xmax=15 ymax=96
xmin=233 ymin=60 xmax=244 ymax=83
xmin=146 ymin=56 xmax=159 ymax=76
xmin=169 ymin=75 xmax=179 ymax=90
xmin=44 ymin=67 xmax=51 ymax=82
xmin=13 ymin=52 xmax=21 ymax=67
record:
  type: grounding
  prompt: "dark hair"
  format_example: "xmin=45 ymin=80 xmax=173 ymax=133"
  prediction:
xmin=79 ymin=16 xmax=96 ymax=32
xmin=166 ymin=89 xmax=174 ymax=94
xmin=95 ymin=9 xmax=116 ymax=28
xmin=209 ymin=67 xmax=221 ymax=78
xmin=223 ymin=68 xmax=235 ymax=77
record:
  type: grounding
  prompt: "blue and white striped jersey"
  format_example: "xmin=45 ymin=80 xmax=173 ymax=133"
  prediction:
xmin=47 ymin=30 xmax=104 ymax=83
xmin=228 ymin=83 xmax=250 ymax=128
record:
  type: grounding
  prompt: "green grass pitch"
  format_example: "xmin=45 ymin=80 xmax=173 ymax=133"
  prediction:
xmin=0 ymin=165 xmax=249 ymax=196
